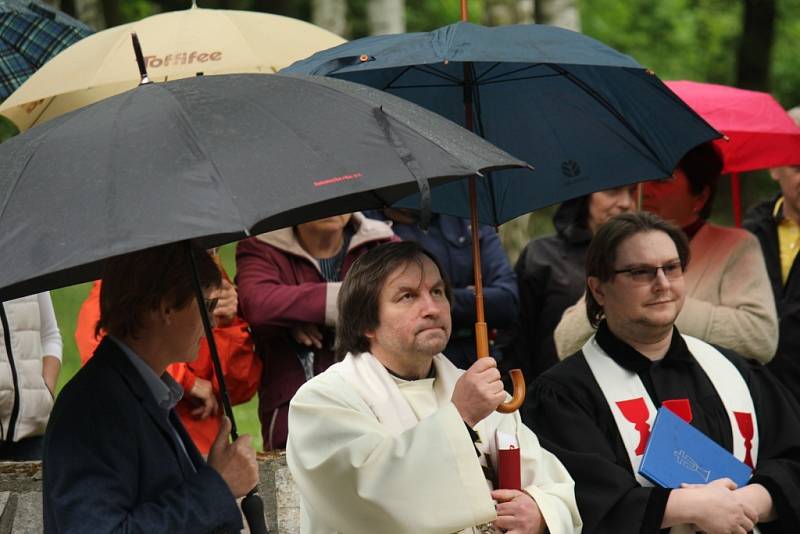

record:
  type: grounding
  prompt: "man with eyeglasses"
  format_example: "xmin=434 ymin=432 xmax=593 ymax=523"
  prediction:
xmin=554 ymin=143 xmax=778 ymax=364
xmin=525 ymin=212 xmax=800 ymax=534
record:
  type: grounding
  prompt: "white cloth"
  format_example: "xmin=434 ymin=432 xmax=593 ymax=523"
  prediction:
xmin=287 ymin=351 xmax=582 ymax=534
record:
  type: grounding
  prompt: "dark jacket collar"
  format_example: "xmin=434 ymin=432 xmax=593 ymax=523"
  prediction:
xmin=553 ymin=198 xmax=592 ymax=245
xmin=92 ymin=337 xmax=203 ymax=477
xmin=594 ymin=321 xmax=694 ymax=372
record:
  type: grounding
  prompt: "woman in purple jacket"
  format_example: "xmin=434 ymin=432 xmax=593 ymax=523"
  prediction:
xmin=236 ymin=212 xmax=396 ymax=450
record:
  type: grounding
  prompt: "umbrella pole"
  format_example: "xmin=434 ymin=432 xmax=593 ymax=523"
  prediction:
xmin=460 ymin=35 xmax=525 ymax=412
xmin=185 ymin=243 xmax=268 ymax=534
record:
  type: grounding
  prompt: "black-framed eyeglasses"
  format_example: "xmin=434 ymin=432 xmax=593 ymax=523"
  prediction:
xmin=614 ymin=260 xmax=684 ymax=283
xmin=203 ymin=297 xmax=219 ymax=315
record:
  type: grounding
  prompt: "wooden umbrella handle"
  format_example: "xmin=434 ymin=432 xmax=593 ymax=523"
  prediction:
xmin=461 ymin=45 xmax=526 ymax=413
xmin=475 ymin=321 xmax=525 ymax=413
xmin=497 ymin=369 xmax=526 ymax=413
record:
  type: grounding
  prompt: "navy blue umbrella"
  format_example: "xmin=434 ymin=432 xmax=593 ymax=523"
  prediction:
xmin=284 ymin=22 xmax=720 ymax=413
xmin=283 ymin=21 xmax=720 ymax=225
xmin=0 ymin=0 xmax=92 ymax=100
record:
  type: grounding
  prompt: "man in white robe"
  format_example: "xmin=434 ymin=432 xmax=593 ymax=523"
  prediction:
xmin=287 ymin=241 xmax=582 ymax=534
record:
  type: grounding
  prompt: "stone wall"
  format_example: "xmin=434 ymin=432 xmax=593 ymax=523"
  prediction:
xmin=0 ymin=453 xmax=301 ymax=533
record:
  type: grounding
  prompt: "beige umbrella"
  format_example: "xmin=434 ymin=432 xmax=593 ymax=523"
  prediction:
xmin=0 ymin=5 xmax=344 ymax=131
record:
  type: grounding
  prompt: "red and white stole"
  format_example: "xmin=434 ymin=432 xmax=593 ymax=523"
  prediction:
xmin=582 ymin=334 xmax=759 ymax=487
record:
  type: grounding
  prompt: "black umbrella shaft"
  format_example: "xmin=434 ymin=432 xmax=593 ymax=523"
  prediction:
xmin=185 ymin=244 xmax=269 ymax=533
xmin=130 ymin=33 xmax=151 ymax=85
xmin=185 ymin=242 xmax=238 ymax=439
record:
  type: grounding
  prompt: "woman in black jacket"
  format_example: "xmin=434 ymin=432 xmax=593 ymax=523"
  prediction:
xmin=504 ymin=186 xmax=635 ymax=378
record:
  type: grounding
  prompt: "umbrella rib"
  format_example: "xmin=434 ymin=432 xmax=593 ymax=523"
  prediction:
xmin=546 ymin=64 xmax=664 ymax=164
xmin=475 ymin=63 xmax=549 ymax=84
xmin=371 ymin=107 xmax=431 ymax=222
xmin=472 ymin=62 xmax=503 ymax=83
xmin=153 ymin=85 xmax=250 ymax=234
xmin=388 ymin=82 xmax=466 ymax=90
xmin=382 ymin=65 xmax=461 ymax=90
xmin=471 ymin=69 xmax=501 ymax=226
xmin=381 ymin=65 xmax=415 ymax=91
xmin=479 ymin=71 xmax=562 ymax=86
xmin=410 ymin=65 xmax=462 ymax=84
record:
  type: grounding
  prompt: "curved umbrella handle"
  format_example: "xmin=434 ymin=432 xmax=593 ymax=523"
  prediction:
xmin=475 ymin=321 xmax=526 ymax=413
xmin=496 ymin=369 xmax=526 ymax=413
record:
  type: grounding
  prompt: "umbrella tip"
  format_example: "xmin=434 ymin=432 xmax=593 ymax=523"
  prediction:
xmin=722 ymin=134 xmax=731 ymax=142
xmin=131 ymin=33 xmax=152 ymax=85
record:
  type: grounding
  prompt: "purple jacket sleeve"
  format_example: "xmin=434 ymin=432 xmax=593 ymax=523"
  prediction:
xmin=235 ymin=238 xmax=328 ymax=328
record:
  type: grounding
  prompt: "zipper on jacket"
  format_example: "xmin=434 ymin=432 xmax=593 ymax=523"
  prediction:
xmin=0 ymin=304 xmax=20 ymax=443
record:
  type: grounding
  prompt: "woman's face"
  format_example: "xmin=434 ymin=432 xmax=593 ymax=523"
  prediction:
xmin=642 ymin=168 xmax=708 ymax=228
xmin=587 ymin=186 xmax=636 ymax=234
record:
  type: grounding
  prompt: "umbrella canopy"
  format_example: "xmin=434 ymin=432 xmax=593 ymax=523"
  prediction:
xmin=0 ymin=72 xmax=526 ymax=301
xmin=0 ymin=0 xmax=92 ymax=100
xmin=0 ymin=5 xmax=344 ymax=130
xmin=283 ymin=21 xmax=720 ymax=225
xmin=666 ymin=81 xmax=800 ymax=174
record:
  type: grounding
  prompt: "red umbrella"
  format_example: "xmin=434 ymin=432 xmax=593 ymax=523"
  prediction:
xmin=666 ymin=81 xmax=800 ymax=225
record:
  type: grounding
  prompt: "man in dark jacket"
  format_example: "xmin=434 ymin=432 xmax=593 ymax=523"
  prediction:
xmin=43 ymin=244 xmax=257 ymax=533
xmin=744 ymin=111 xmax=800 ymax=402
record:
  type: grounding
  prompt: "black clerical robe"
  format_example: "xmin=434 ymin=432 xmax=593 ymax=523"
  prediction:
xmin=524 ymin=322 xmax=800 ymax=534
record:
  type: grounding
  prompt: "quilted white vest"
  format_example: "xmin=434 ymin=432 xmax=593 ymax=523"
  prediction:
xmin=0 ymin=296 xmax=54 ymax=442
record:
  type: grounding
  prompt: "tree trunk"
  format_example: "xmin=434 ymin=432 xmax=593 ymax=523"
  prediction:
xmin=312 ymin=0 xmax=347 ymax=37
xmin=72 ymin=0 xmax=106 ymax=30
xmin=735 ymin=0 xmax=775 ymax=91
xmin=485 ymin=1 xmax=579 ymax=257
xmin=367 ymin=0 xmax=405 ymax=35
xmin=534 ymin=0 xmax=580 ymax=31
xmin=483 ymin=0 xmax=533 ymax=26
xmin=100 ymin=0 xmax=121 ymax=28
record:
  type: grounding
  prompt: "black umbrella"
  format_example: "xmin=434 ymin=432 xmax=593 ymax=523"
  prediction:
xmin=0 ymin=72 xmax=526 ymax=302
xmin=0 ymin=67 xmax=526 ymax=531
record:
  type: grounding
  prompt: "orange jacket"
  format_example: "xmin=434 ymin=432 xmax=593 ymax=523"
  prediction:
xmin=75 ymin=280 xmax=261 ymax=454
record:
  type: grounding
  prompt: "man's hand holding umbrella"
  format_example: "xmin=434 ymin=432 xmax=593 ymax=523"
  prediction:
xmin=208 ymin=416 xmax=259 ymax=499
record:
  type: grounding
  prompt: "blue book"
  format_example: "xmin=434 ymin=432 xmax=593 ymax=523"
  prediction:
xmin=638 ymin=406 xmax=752 ymax=488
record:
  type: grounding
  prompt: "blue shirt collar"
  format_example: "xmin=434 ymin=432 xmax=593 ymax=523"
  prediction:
xmin=109 ymin=335 xmax=184 ymax=410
